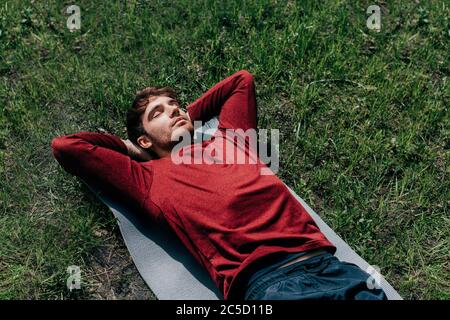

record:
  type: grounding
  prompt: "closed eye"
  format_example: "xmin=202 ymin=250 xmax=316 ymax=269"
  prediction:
xmin=148 ymin=104 xmax=163 ymax=120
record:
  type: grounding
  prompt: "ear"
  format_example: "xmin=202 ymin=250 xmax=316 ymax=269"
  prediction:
xmin=137 ymin=135 xmax=153 ymax=150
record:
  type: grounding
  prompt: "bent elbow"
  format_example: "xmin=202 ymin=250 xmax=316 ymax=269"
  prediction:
xmin=51 ymin=135 xmax=78 ymax=159
xmin=51 ymin=136 xmax=67 ymax=161
xmin=239 ymin=69 xmax=254 ymax=82
xmin=50 ymin=136 xmax=80 ymax=171
xmin=236 ymin=70 xmax=255 ymax=90
xmin=51 ymin=136 xmax=71 ymax=175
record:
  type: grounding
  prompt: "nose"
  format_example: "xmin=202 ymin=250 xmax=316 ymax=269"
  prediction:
xmin=168 ymin=104 xmax=180 ymax=118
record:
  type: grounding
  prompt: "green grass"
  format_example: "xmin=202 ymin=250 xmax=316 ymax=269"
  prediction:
xmin=0 ymin=0 xmax=448 ymax=299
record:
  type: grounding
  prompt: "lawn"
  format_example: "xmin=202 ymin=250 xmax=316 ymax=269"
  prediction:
xmin=0 ymin=0 xmax=448 ymax=299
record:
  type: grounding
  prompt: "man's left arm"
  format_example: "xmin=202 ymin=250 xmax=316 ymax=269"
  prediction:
xmin=186 ymin=70 xmax=258 ymax=131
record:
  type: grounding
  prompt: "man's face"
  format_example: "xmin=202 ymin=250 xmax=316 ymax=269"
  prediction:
xmin=138 ymin=96 xmax=194 ymax=155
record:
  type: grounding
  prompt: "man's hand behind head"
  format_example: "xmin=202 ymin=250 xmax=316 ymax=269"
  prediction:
xmin=121 ymin=139 xmax=154 ymax=162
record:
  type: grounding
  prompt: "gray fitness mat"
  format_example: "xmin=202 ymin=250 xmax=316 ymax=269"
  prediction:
xmin=86 ymin=117 xmax=402 ymax=300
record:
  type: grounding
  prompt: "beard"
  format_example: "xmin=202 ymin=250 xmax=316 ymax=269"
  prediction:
xmin=146 ymin=122 xmax=194 ymax=157
xmin=170 ymin=125 xmax=194 ymax=149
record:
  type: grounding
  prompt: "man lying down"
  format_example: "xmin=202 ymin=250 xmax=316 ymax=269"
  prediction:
xmin=51 ymin=70 xmax=387 ymax=300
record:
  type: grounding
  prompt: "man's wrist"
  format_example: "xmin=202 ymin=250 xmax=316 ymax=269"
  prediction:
xmin=121 ymin=139 xmax=131 ymax=153
xmin=121 ymin=139 xmax=153 ymax=161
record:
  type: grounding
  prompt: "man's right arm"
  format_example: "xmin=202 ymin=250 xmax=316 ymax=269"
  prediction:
xmin=121 ymin=138 xmax=154 ymax=162
xmin=51 ymin=132 xmax=160 ymax=221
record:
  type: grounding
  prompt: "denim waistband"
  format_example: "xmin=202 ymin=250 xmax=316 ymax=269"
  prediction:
xmin=246 ymin=251 xmax=310 ymax=290
xmin=245 ymin=252 xmax=335 ymax=299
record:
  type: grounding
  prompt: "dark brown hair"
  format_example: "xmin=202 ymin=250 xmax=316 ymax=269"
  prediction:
xmin=126 ymin=86 xmax=178 ymax=146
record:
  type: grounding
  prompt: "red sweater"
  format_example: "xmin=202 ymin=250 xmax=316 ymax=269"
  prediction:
xmin=51 ymin=70 xmax=336 ymax=300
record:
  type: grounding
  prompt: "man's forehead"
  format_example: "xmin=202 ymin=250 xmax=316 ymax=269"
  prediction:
xmin=145 ymin=96 xmax=172 ymax=113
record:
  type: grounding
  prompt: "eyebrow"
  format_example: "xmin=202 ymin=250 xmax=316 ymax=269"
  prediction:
xmin=147 ymin=99 xmax=178 ymax=120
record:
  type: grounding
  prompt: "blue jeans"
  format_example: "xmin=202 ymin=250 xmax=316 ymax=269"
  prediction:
xmin=244 ymin=252 xmax=387 ymax=300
